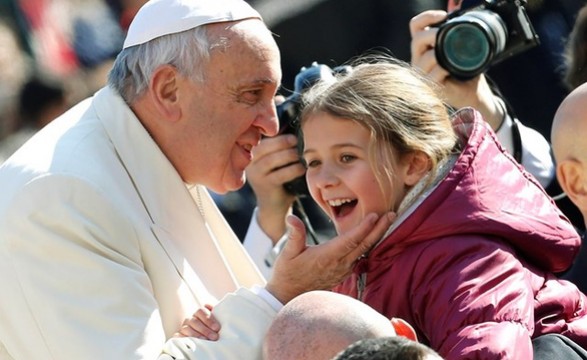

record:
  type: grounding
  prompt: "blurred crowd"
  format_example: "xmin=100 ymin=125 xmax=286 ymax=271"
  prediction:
xmin=0 ymin=0 xmax=145 ymax=161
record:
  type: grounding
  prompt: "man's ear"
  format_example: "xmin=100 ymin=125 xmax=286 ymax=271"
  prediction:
xmin=557 ymin=159 xmax=587 ymax=211
xmin=401 ymin=151 xmax=431 ymax=187
xmin=149 ymin=64 xmax=181 ymax=121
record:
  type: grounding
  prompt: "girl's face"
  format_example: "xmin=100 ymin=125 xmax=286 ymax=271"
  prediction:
xmin=302 ymin=113 xmax=409 ymax=235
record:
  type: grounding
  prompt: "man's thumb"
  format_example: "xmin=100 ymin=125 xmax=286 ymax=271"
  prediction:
xmin=279 ymin=215 xmax=307 ymax=258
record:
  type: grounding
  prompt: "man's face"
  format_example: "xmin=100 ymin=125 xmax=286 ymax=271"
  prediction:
xmin=174 ymin=19 xmax=281 ymax=193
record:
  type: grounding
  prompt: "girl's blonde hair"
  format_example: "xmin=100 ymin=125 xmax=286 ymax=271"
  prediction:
xmin=300 ymin=55 xmax=458 ymax=195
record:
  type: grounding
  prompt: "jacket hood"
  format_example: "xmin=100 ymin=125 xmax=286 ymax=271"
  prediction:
xmin=372 ymin=108 xmax=580 ymax=273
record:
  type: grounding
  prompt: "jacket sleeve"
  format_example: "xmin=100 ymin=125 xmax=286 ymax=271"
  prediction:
xmin=412 ymin=237 xmax=534 ymax=360
xmin=159 ymin=287 xmax=277 ymax=360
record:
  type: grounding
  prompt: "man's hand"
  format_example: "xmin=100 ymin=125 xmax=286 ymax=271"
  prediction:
xmin=265 ymin=212 xmax=395 ymax=304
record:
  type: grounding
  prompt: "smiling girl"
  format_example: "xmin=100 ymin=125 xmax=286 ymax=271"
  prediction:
xmin=298 ymin=56 xmax=587 ymax=359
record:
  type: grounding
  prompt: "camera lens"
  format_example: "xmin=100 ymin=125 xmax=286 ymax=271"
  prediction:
xmin=442 ymin=24 xmax=491 ymax=72
xmin=436 ymin=10 xmax=507 ymax=80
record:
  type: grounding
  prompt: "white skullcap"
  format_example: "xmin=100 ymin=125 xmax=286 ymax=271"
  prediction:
xmin=123 ymin=0 xmax=262 ymax=49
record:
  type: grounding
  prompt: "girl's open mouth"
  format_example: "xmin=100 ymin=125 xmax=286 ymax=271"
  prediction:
xmin=328 ymin=198 xmax=358 ymax=217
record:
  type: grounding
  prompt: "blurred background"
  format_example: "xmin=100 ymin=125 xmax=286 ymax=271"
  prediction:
xmin=0 ymin=0 xmax=585 ymax=238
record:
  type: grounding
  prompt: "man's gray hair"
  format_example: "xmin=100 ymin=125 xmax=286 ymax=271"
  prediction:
xmin=108 ymin=26 xmax=213 ymax=103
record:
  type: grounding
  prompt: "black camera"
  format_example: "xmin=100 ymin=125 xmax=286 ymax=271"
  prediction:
xmin=276 ymin=62 xmax=351 ymax=196
xmin=435 ymin=0 xmax=539 ymax=80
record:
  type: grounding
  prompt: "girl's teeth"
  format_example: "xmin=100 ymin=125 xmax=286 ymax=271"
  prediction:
xmin=328 ymin=198 xmax=353 ymax=207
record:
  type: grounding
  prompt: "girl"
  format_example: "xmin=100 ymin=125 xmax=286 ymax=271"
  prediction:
xmin=299 ymin=56 xmax=587 ymax=359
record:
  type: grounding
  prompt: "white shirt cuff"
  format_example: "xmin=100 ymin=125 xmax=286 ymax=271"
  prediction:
xmin=251 ymin=285 xmax=283 ymax=312
xmin=243 ymin=208 xmax=277 ymax=278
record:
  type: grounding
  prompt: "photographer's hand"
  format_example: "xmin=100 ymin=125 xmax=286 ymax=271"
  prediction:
xmin=246 ymin=134 xmax=306 ymax=244
xmin=265 ymin=212 xmax=395 ymax=304
xmin=409 ymin=9 xmax=504 ymax=131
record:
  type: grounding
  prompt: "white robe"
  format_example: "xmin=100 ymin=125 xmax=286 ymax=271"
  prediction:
xmin=0 ymin=86 xmax=275 ymax=360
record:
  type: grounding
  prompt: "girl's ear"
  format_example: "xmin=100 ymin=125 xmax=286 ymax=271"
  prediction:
xmin=148 ymin=64 xmax=181 ymax=122
xmin=401 ymin=151 xmax=431 ymax=187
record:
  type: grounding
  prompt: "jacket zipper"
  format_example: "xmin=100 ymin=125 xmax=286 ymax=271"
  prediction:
xmin=357 ymin=272 xmax=367 ymax=301
xmin=355 ymin=254 xmax=369 ymax=301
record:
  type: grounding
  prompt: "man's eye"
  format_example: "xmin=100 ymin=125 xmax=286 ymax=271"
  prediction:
xmin=240 ymin=90 xmax=261 ymax=103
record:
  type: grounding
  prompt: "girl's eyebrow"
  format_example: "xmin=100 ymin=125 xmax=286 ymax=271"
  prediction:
xmin=303 ymin=143 xmax=363 ymax=156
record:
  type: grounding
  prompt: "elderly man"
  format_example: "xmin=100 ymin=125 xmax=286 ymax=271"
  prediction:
xmin=0 ymin=1 xmax=392 ymax=359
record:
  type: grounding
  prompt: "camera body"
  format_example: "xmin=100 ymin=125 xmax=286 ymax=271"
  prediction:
xmin=277 ymin=62 xmax=351 ymax=196
xmin=435 ymin=0 xmax=539 ymax=80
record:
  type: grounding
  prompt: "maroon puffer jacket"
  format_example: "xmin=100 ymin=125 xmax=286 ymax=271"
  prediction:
xmin=334 ymin=108 xmax=586 ymax=360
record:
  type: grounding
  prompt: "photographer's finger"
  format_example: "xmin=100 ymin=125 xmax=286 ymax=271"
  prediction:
xmin=274 ymin=95 xmax=286 ymax=106
xmin=252 ymin=134 xmax=297 ymax=159
xmin=269 ymin=160 xmax=306 ymax=185
xmin=410 ymin=27 xmax=439 ymax=67
xmin=428 ymin=64 xmax=451 ymax=85
xmin=413 ymin=47 xmax=437 ymax=75
xmin=266 ymin=146 xmax=302 ymax=172
xmin=409 ymin=10 xmax=447 ymax=35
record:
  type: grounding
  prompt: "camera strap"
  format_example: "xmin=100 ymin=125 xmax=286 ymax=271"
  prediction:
xmin=486 ymin=75 xmax=523 ymax=164
xmin=510 ymin=112 xmax=523 ymax=164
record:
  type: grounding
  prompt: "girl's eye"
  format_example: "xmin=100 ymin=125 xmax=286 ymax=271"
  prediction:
xmin=340 ymin=154 xmax=356 ymax=163
xmin=305 ymin=159 xmax=320 ymax=168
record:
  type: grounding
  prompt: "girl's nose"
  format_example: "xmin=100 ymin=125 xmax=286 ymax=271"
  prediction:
xmin=312 ymin=164 xmax=340 ymax=189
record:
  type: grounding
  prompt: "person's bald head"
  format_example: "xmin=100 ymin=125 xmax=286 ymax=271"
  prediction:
xmin=262 ymin=291 xmax=396 ymax=360
xmin=552 ymin=83 xmax=587 ymax=162
xmin=552 ymin=82 xmax=587 ymax=224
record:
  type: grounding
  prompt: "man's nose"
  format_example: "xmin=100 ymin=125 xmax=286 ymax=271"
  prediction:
xmin=256 ymin=101 xmax=279 ymax=137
